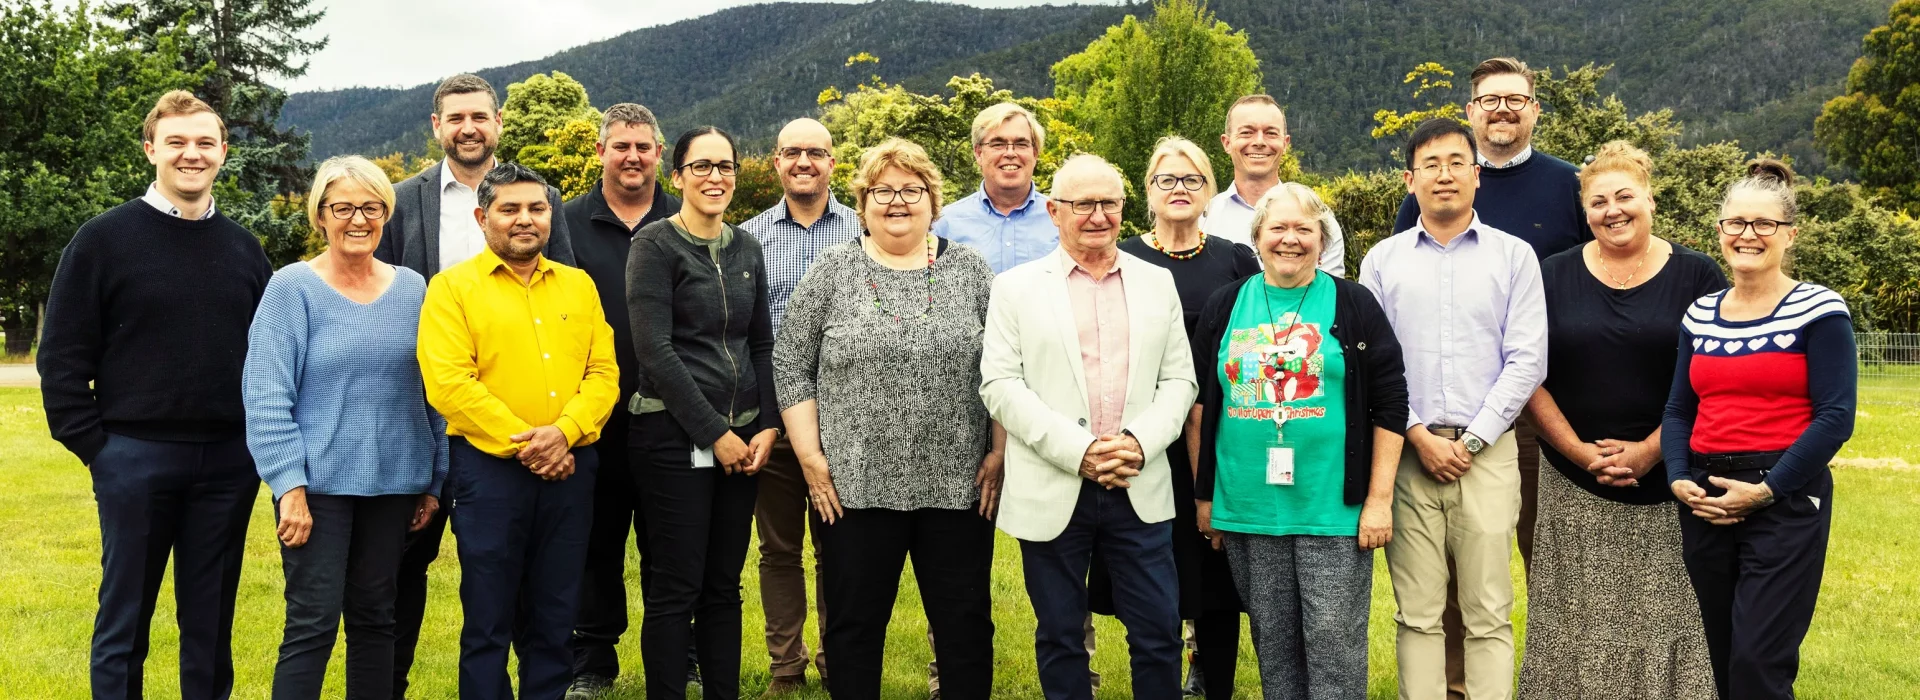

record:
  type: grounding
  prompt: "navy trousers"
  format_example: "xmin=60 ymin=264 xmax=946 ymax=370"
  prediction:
xmin=448 ymin=437 xmax=598 ymax=700
xmin=1019 ymin=481 xmax=1182 ymax=700
xmin=1680 ymin=466 xmax=1833 ymax=700
xmin=272 ymin=493 xmax=413 ymax=700
xmin=88 ymin=433 xmax=258 ymax=700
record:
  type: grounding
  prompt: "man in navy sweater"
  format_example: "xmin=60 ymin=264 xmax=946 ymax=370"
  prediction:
xmin=40 ymin=91 xmax=273 ymax=700
xmin=1390 ymin=56 xmax=1585 ymax=700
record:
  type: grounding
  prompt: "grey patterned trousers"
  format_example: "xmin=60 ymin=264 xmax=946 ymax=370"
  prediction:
xmin=1224 ymin=532 xmax=1373 ymax=700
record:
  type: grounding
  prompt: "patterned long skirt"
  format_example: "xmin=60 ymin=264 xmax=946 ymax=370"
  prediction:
xmin=1517 ymin=458 xmax=1718 ymax=700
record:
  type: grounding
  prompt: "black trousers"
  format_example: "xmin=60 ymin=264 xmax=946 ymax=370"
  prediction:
xmin=633 ymin=412 xmax=759 ymax=700
xmin=448 ymin=437 xmax=598 ymax=700
xmin=88 ymin=433 xmax=257 ymax=700
xmin=273 ymin=493 xmax=413 ymax=700
xmin=390 ymin=486 xmax=448 ymax=699
xmin=819 ymin=505 xmax=996 ymax=700
xmin=571 ymin=409 xmax=652 ymax=678
xmin=1680 ymin=466 xmax=1833 ymax=700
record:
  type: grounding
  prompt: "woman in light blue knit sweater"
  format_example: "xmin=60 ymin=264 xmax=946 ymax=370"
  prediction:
xmin=243 ymin=156 xmax=447 ymax=700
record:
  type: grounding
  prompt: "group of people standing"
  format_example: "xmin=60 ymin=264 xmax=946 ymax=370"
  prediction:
xmin=40 ymin=55 xmax=1854 ymax=700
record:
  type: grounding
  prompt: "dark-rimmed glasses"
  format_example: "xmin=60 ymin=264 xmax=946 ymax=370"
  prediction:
xmin=1718 ymin=218 xmax=1792 ymax=237
xmin=323 ymin=202 xmax=388 ymax=220
xmin=675 ymin=160 xmax=738 ymax=177
xmin=1053 ymin=198 xmax=1124 ymax=215
xmin=1471 ymin=94 xmax=1535 ymax=111
xmin=777 ymin=147 xmax=831 ymax=161
xmin=1150 ymin=174 xmax=1207 ymax=191
xmin=866 ymin=186 xmax=928 ymax=205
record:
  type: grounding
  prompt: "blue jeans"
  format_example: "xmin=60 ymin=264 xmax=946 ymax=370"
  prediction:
xmin=448 ymin=437 xmax=598 ymax=700
xmin=88 ymin=433 xmax=258 ymax=700
xmin=1018 ymin=481 xmax=1181 ymax=700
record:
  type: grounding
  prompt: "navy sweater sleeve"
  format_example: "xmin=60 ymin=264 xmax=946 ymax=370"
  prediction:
xmin=1766 ymin=314 xmax=1857 ymax=496
xmin=1394 ymin=194 xmax=1419 ymax=234
xmin=1192 ymin=283 xmax=1238 ymax=502
xmin=1661 ymin=328 xmax=1701 ymax=487
xmin=38 ymin=231 xmax=109 ymax=464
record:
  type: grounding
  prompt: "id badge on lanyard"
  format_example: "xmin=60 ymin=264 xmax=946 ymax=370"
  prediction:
xmin=1268 ymin=414 xmax=1294 ymax=486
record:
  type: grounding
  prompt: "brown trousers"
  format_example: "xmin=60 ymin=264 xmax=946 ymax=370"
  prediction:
xmin=755 ymin=442 xmax=828 ymax=679
xmin=1442 ymin=422 xmax=1538 ymax=699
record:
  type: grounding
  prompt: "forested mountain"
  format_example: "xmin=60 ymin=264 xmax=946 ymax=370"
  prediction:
xmin=280 ymin=0 xmax=1890 ymax=172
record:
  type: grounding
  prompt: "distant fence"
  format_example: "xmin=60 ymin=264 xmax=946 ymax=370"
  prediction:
xmin=1858 ymin=332 xmax=1920 ymax=407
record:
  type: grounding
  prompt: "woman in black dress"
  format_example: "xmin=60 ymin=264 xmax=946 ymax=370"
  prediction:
xmin=1516 ymin=141 xmax=1721 ymax=699
xmin=1101 ymin=135 xmax=1259 ymax=697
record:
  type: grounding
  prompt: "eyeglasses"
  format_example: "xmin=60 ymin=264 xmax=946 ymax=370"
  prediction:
xmin=1150 ymin=174 xmax=1207 ymax=191
xmin=1412 ymin=161 xmax=1473 ymax=180
xmin=1718 ymin=218 xmax=1792 ymax=236
xmin=777 ymin=147 xmax=831 ymax=161
xmin=981 ymin=139 xmax=1034 ymax=153
xmin=866 ymin=186 xmax=928 ymax=205
xmin=323 ymin=202 xmax=388 ymax=220
xmin=1470 ymin=94 xmax=1535 ymax=111
xmin=675 ymin=160 xmax=738 ymax=178
xmin=1053 ymin=198 xmax=1124 ymax=215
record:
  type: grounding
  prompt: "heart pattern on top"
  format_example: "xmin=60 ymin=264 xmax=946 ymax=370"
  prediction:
xmin=1703 ymin=339 xmax=1722 ymax=353
xmin=1773 ymin=333 xmax=1797 ymax=349
xmin=1693 ymin=338 xmax=1704 ymax=351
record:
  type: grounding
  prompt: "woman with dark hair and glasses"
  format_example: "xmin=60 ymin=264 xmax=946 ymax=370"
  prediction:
xmin=1662 ymin=159 xmax=1855 ymax=700
xmin=626 ymin=126 xmax=782 ymax=700
xmin=772 ymin=137 xmax=1000 ymax=700
xmin=1110 ymin=135 xmax=1258 ymax=697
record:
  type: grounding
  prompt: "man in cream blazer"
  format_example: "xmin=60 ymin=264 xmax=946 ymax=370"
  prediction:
xmin=980 ymin=154 xmax=1197 ymax=700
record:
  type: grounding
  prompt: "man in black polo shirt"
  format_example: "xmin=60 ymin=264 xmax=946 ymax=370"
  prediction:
xmin=561 ymin=102 xmax=686 ymax=699
xmin=40 ymin=90 xmax=273 ymax=700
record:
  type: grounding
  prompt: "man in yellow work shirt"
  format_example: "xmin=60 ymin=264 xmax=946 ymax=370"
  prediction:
xmin=418 ymin=162 xmax=620 ymax=700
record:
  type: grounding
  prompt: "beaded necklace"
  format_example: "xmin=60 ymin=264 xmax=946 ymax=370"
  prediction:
xmin=1147 ymin=231 xmax=1206 ymax=260
xmin=866 ymin=234 xmax=936 ymax=322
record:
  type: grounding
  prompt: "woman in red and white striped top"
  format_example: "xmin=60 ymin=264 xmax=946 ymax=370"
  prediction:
xmin=1661 ymin=159 xmax=1856 ymax=700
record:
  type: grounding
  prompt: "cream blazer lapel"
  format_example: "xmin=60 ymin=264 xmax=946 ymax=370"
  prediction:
xmin=1043 ymin=248 xmax=1090 ymax=407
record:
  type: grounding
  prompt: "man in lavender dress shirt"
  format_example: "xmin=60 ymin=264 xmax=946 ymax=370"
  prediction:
xmin=1359 ymin=119 xmax=1546 ymax=700
xmin=981 ymin=155 xmax=1197 ymax=700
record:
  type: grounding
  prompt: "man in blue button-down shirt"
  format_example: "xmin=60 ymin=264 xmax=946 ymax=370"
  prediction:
xmin=934 ymin=102 xmax=1059 ymax=274
xmin=739 ymin=117 xmax=862 ymax=694
xmin=1360 ymin=119 xmax=1546 ymax=700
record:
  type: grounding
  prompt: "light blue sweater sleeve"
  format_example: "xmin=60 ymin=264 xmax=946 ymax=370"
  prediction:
xmin=244 ymin=270 xmax=312 ymax=498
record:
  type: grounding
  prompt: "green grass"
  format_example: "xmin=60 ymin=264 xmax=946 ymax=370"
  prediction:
xmin=1 ymin=386 xmax=1914 ymax=698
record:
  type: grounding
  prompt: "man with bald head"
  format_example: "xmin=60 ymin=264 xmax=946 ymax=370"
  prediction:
xmin=981 ymin=155 xmax=1197 ymax=699
xmin=739 ymin=116 xmax=861 ymax=696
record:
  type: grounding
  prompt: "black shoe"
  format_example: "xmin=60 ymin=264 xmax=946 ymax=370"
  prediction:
xmin=566 ymin=673 xmax=614 ymax=700
xmin=1183 ymin=654 xmax=1206 ymax=697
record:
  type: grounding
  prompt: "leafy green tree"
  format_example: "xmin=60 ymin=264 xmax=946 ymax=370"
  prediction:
xmin=0 ymin=0 xmax=197 ymax=356
xmin=515 ymin=118 xmax=603 ymax=200
xmin=1815 ymin=0 xmax=1920 ymax=214
xmin=1532 ymin=63 xmax=1682 ymax=164
xmin=499 ymin=71 xmax=600 ymax=166
xmin=1050 ymin=0 xmax=1261 ymax=229
xmin=106 ymin=0 xmax=329 ymax=266
xmin=1371 ymin=62 xmax=1466 ymax=140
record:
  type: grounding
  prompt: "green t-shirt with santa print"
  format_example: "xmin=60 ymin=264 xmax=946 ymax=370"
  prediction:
xmin=1210 ymin=271 xmax=1355 ymax=536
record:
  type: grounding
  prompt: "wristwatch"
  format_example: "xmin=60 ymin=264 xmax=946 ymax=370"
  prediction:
xmin=1461 ymin=432 xmax=1486 ymax=456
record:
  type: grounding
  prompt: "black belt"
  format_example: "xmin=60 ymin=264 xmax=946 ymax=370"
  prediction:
xmin=1690 ymin=450 xmax=1785 ymax=476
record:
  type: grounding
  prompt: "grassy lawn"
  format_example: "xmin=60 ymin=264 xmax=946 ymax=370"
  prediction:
xmin=1 ymin=385 xmax=1914 ymax=698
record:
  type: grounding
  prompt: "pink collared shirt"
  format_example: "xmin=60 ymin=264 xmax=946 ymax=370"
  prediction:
xmin=1065 ymin=255 xmax=1131 ymax=437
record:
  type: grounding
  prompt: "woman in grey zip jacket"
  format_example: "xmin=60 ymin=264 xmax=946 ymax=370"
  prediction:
xmin=625 ymin=125 xmax=782 ymax=700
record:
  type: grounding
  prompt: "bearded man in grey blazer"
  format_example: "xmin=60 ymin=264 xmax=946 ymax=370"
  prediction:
xmin=980 ymin=154 xmax=1197 ymax=700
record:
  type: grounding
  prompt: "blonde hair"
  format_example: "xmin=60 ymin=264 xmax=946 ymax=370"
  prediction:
xmin=142 ymin=90 xmax=226 ymax=143
xmin=306 ymin=155 xmax=398 ymax=232
xmin=852 ymin=138 xmax=945 ymax=221
xmin=969 ymin=102 xmax=1046 ymax=154
xmin=1249 ymin=183 xmax=1338 ymax=250
xmin=1223 ymin=94 xmax=1286 ymax=134
xmin=1143 ymin=136 xmax=1218 ymax=223
xmin=1579 ymin=140 xmax=1654 ymax=193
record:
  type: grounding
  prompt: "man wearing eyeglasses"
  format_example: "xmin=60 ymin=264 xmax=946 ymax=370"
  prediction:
xmin=559 ymin=102 xmax=689 ymax=700
xmin=1389 ymin=58 xmax=1583 ymax=699
xmin=981 ymin=154 xmax=1197 ymax=700
xmin=933 ymin=102 xmax=1058 ymax=274
xmin=1363 ymin=119 xmax=1547 ymax=700
xmin=1203 ymin=94 xmax=1347 ymax=275
xmin=739 ymin=117 xmax=861 ymax=696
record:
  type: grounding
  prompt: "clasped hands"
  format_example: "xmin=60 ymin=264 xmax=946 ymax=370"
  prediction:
xmin=1079 ymin=433 xmax=1144 ymax=488
xmin=1672 ymin=477 xmax=1775 ymax=525
xmin=511 ymin=425 xmax=575 ymax=481
xmin=1564 ymin=437 xmax=1660 ymax=487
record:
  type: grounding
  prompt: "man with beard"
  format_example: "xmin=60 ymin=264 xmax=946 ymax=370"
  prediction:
xmin=375 ymin=72 xmax=578 ymax=698
xmin=934 ymin=102 xmax=1058 ymax=274
xmin=1389 ymin=58 xmax=1584 ymax=700
xmin=560 ymin=102 xmax=693 ymax=699
xmin=418 ymin=163 xmax=619 ymax=700
xmin=738 ymin=117 xmax=861 ymax=696
xmin=1203 ymin=95 xmax=1346 ymax=275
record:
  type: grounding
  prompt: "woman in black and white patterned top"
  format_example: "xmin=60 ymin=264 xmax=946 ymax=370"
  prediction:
xmin=772 ymin=138 xmax=1002 ymax=700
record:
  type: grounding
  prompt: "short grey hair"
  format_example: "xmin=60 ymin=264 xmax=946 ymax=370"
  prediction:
xmin=1249 ymin=182 xmax=1337 ymax=250
xmin=1048 ymin=153 xmax=1125 ymax=199
xmin=600 ymin=102 xmax=663 ymax=144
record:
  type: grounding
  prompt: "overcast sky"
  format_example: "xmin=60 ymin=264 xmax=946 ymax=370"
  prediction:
xmin=165 ymin=0 xmax=1099 ymax=93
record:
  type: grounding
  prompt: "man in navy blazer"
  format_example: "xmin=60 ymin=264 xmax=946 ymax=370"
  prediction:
xmin=372 ymin=72 xmax=574 ymax=699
